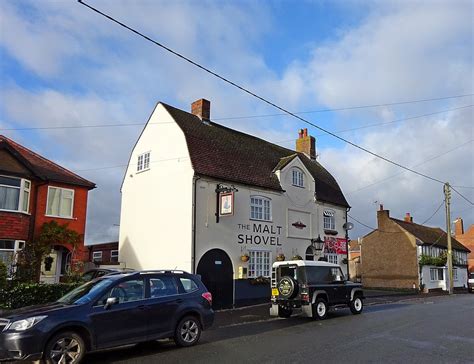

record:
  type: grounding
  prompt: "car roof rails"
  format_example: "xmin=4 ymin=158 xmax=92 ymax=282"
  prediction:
xmin=139 ymin=269 xmax=191 ymax=275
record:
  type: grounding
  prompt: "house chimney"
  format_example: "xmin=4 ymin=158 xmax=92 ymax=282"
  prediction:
xmin=404 ymin=212 xmax=413 ymax=223
xmin=454 ymin=217 xmax=464 ymax=236
xmin=191 ymin=99 xmax=210 ymax=120
xmin=296 ymin=128 xmax=316 ymax=160
xmin=377 ymin=206 xmax=390 ymax=230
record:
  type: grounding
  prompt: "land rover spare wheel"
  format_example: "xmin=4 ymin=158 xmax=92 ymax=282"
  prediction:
xmin=278 ymin=276 xmax=298 ymax=299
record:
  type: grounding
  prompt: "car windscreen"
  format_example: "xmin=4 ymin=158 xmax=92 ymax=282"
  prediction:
xmin=57 ymin=278 xmax=115 ymax=305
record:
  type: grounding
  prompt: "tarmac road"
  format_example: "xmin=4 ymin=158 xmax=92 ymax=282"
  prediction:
xmin=85 ymin=294 xmax=474 ymax=364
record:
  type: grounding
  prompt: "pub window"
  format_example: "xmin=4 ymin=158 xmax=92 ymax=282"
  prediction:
xmin=324 ymin=253 xmax=338 ymax=265
xmin=430 ymin=268 xmax=444 ymax=281
xmin=292 ymin=169 xmax=304 ymax=187
xmin=248 ymin=250 xmax=271 ymax=278
xmin=323 ymin=210 xmax=336 ymax=230
xmin=250 ymin=196 xmax=271 ymax=221
xmin=137 ymin=151 xmax=150 ymax=172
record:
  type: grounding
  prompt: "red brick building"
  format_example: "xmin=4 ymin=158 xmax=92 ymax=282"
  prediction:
xmin=454 ymin=218 xmax=474 ymax=273
xmin=87 ymin=241 xmax=119 ymax=265
xmin=0 ymin=135 xmax=95 ymax=282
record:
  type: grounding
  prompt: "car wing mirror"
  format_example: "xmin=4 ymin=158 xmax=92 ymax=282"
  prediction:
xmin=104 ymin=297 xmax=118 ymax=309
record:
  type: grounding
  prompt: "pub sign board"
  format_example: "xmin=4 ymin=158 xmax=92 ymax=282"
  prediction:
xmin=219 ymin=192 xmax=234 ymax=216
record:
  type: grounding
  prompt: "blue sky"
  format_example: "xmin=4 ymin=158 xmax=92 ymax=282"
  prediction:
xmin=1 ymin=0 xmax=472 ymax=243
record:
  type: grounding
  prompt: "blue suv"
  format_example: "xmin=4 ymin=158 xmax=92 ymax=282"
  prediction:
xmin=0 ymin=270 xmax=214 ymax=363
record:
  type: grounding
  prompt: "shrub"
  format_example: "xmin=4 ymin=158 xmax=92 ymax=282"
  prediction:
xmin=419 ymin=253 xmax=447 ymax=267
xmin=0 ymin=262 xmax=7 ymax=290
xmin=0 ymin=282 xmax=81 ymax=310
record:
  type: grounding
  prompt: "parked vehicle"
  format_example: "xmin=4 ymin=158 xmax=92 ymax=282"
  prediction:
xmin=468 ymin=272 xmax=474 ymax=293
xmin=270 ymin=260 xmax=364 ymax=319
xmin=81 ymin=267 xmax=135 ymax=281
xmin=0 ymin=270 xmax=214 ymax=363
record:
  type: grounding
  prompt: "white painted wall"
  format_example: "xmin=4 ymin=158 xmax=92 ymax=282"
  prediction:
xmin=194 ymin=157 xmax=348 ymax=278
xmin=421 ymin=265 xmax=468 ymax=291
xmin=119 ymin=103 xmax=195 ymax=271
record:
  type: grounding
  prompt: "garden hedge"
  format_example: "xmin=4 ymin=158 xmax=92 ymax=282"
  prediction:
xmin=0 ymin=282 xmax=81 ymax=310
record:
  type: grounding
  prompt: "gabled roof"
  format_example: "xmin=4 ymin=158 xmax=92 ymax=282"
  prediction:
xmin=0 ymin=135 xmax=95 ymax=189
xmin=392 ymin=218 xmax=470 ymax=252
xmin=161 ymin=103 xmax=349 ymax=207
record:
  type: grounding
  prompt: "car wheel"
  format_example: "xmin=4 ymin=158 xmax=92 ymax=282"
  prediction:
xmin=44 ymin=331 xmax=85 ymax=364
xmin=350 ymin=296 xmax=364 ymax=314
xmin=174 ymin=316 xmax=202 ymax=347
xmin=278 ymin=306 xmax=293 ymax=318
xmin=312 ymin=298 xmax=328 ymax=320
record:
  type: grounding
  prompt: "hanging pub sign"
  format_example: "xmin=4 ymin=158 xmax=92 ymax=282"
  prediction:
xmin=219 ymin=192 xmax=234 ymax=216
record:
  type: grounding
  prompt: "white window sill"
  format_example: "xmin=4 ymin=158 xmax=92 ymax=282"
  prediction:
xmin=249 ymin=218 xmax=273 ymax=223
xmin=136 ymin=168 xmax=150 ymax=174
xmin=0 ymin=209 xmax=31 ymax=216
xmin=291 ymin=184 xmax=304 ymax=188
xmin=45 ymin=214 xmax=75 ymax=220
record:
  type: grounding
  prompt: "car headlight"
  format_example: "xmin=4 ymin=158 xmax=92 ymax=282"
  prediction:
xmin=7 ymin=316 xmax=47 ymax=331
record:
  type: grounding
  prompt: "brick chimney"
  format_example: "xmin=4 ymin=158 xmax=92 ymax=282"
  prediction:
xmin=404 ymin=213 xmax=413 ymax=223
xmin=191 ymin=99 xmax=210 ymax=120
xmin=296 ymin=128 xmax=316 ymax=160
xmin=377 ymin=204 xmax=390 ymax=230
xmin=454 ymin=217 xmax=464 ymax=236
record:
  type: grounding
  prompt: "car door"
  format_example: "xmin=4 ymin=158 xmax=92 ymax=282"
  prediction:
xmin=329 ymin=267 xmax=347 ymax=303
xmin=145 ymin=274 xmax=182 ymax=340
xmin=89 ymin=277 xmax=148 ymax=349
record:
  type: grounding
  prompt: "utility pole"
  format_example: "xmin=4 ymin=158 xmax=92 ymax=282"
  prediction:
xmin=444 ymin=182 xmax=454 ymax=295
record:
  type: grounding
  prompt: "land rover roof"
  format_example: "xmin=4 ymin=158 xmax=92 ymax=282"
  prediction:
xmin=272 ymin=260 xmax=340 ymax=268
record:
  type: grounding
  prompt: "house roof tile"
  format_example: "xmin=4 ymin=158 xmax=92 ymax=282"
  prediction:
xmin=162 ymin=103 xmax=349 ymax=207
xmin=0 ymin=135 xmax=95 ymax=189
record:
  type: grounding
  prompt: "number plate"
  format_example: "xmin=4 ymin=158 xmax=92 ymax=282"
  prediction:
xmin=272 ymin=288 xmax=279 ymax=296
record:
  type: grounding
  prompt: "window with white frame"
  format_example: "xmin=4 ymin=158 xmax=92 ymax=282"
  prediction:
xmin=0 ymin=240 xmax=23 ymax=276
xmin=46 ymin=187 xmax=74 ymax=218
xmin=250 ymin=196 xmax=271 ymax=221
xmin=110 ymin=250 xmax=119 ymax=263
xmin=248 ymin=250 xmax=271 ymax=278
xmin=92 ymin=251 xmax=102 ymax=262
xmin=324 ymin=253 xmax=338 ymax=265
xmin=453 ymin=268 xmax=458 ymax=281
xmin=430 ymin=268 xmax=444 ymax=281
xmin=0 ymin=176 xmax=30 ymax=213
xmin=292 ymin=169 xmax=304 ymax=187
xmin=137 ymin=152 xmax=150 ymax=172
xmin=323 ymin=210 xmax=336 ymax=230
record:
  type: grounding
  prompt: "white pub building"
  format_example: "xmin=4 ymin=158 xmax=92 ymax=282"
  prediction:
xmin=119 ymin=99 xmax=351 ymax=308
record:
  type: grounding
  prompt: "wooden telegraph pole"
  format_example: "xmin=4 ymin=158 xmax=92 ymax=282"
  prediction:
xmin=444 ymin=182 xmax=454 ymax=295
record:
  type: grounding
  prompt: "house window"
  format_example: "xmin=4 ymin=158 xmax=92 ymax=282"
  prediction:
xmin=430 ymin=268 xmax=444 ymax=281
xmin=0 ymin=176 xmax=30 ymax=213
xmin=323 ymin=210 xmax=336 ymax=230
xmin=324 ymin=253 xmax=338 ymax=265
xmin=0 ymin=240 xmax=23 ymax=276
xmin=292 ymin=169 xmax=304 ymax=187
xmin=46 ymin=187 xmax=74 ymax=218
xmin=248 ymin=250 xmax=271 ymax=278
xmin=453 ymin=268 xmax=458 ymax=281
xmin=137 ymin=152 xmax=150 ymax=172
xmin=250 ymin=196 xmax=271 ymax=221
xmin=110 ymin=250 xmax=119 ymax=263
xmin=92 ymin=251 xmax=102 ymax=263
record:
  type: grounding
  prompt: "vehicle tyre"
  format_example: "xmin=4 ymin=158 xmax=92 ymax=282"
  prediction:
xmin=312 ymin=298 xmax=328 ymax=320
xmin=278 ymin=306 xmax=293 ymax=318
xmin=174 ymin=316 xmax=202 ymax=347
xmin=44 ymin=331 xmax=85 ymax=364
xmin=350 ymin=296 xmax=364 ymax=314
xmin=277 ymin=276 xmax=299 ymax=299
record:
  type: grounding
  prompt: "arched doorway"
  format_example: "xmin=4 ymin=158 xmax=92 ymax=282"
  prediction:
xmin=197 ymin=249 xmax=233 ymax=310
xmin=305 ymin=246 xmax=316 ymax=261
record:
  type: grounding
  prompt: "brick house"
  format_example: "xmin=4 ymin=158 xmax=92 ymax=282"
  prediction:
xmin=0 ymin=135 xmax=95 ymax=282
xmin=361 ymin=206 xmax=470 ymax=291
xmin=454 ymin=218 xmax=474 ymax=272
xmin=87 ymin=241 xmax=119 ymax=265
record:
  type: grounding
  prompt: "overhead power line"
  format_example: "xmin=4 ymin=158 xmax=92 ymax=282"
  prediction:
xmin=420 ymin=201 xmax=444 ymax=225
xmin=77 ymin=0 xmax=451 ymax=186
xmin=213 ymin=94 xmax=474 ymax=121
xmin=451 ymin=186 xmax=474 ymax=206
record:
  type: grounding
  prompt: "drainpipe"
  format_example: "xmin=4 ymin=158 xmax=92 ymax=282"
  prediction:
xmin=345 ymin=207 xmax=351 ymax=279
xmin=191 ymin=175 xmax=201 ymax=274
